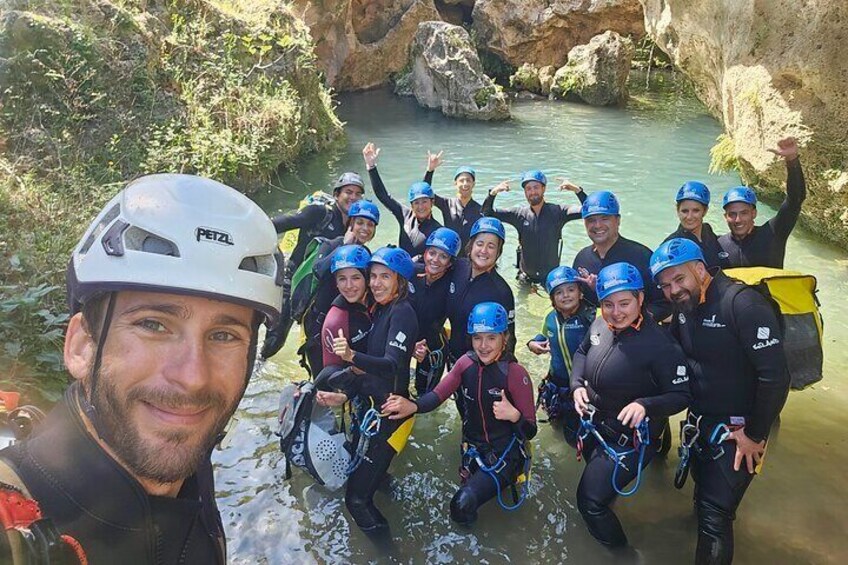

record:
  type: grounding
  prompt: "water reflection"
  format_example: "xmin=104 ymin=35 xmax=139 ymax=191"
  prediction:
xmin=221 ymin=82 xmax=848 ymax=563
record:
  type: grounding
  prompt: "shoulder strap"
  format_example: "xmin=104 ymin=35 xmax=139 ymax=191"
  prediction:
xmin=0 ymin=459 xmax=30 ymax=497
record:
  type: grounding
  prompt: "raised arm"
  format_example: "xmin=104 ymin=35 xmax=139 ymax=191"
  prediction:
xmin=767 ymin=137 xmax=806 ymax=239
xmin=481 ymin=181 xmax=522 ymax=227
xmin=271 ymin=203 xmax=328 ymax=234
xmin=363 ymin=142 xmax=406 ymax=223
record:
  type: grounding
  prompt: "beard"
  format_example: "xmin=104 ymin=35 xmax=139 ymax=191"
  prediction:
xmin=89 ymin=366 xmax=242 ymax=484
xmin=672 ymin=289 xmax=701 ymax=314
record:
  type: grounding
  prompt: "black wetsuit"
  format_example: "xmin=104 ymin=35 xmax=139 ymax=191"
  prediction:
xmin=408 ymin=269 xmax=452 ymax=395
xmin=572 ymin=235 xmax=670 ymax=321
xmin=327 ymin=298 xmax=418 ymax=534
xmin=416 ymin=353 xmax=537 ymax=524
xmin=718 ymin=159 xmax=806 ymax=268
xmin=424 ymin=170 xmax=483 ymax=250
xmin=482 ymin=190 xmax=587 ymax=283
xmin=263 ymin=202 xmax=347 ymax=358
xmin=570 ymin=315 xmax=691 ymax=547
xmin=0 ymin=383 xmax=226 ymax=564
xmin=668 ymin=270 xmax=789 ymax=564
xmin=445 ymin=258 xmax=516 ymax=363
xmin=369 ymin=167 xmax=442 ymax=257
xmin=664 ymin=222 xmax=728 ymax=270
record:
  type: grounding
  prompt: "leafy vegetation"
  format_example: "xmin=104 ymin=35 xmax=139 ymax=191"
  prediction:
xmin=0 ymin=0 xmax=342 ymax=401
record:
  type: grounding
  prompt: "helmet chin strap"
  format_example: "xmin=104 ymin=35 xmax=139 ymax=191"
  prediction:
xmin=78 ymin=291 xmax=117 ymax=441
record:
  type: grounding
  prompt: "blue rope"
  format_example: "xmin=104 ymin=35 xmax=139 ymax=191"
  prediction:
xmin=576 ymin=407 xmax=651 ymax=497
xmin=345 ymin=408 xmax=382 ymax=476
xmin=464 ymin=435 xmax=531 ymax=512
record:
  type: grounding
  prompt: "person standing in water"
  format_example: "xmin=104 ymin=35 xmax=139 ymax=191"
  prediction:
xmin=718 ymin=136 xmax=806 ymax=268
xmin=382 ymin=302 xmax=537 ymax=525
xmin=482 ymin=170 xmax=586 ymax=284
xmin=422 ymin=150 xmax=483 ymax=250
xmin=409 ymin=227 xmax=462 ymax=395
xmin=363 ymin=142 xmax=442 ymax=257
xmin=651 ymin=238 xmax=789 ymax=564
xmin=570 ymin=262 xmax=690 ymax=549
xmin=528 ymin=266 xmax=595 ymax=443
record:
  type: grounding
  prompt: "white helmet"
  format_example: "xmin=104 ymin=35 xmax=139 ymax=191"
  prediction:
xmin=67 ymin=174 xmax=284 ymax=324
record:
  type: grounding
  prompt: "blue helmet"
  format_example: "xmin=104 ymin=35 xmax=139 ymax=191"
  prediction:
xmin=546 ymin=266 xmax=581 ymax=294
xmin=521 ymin=170 xmax=547 ymax=188
xmin=347 ymin=200 xmax=380 ymax=225
xmin=467 ymin=301 xmax=509 ymax=334
xmin=582 ymin=190 xmax=621 ymax=218
xmin=331 ymin=245 xmax=371 ymax=274
xmin=650 ymin=238 xmax=705 ymax=280
xmin=454 ymin=166 xmax=476 ymax=181
xmin=469 ymin=217 xmax=506 ymax=241
xmin=369 ymin=246 xmax=415 ymax=280
xmin=426 ymin=227 xmax=462 ymax=258
xmin=596 ymin=262 xmax=644 ymax=301
xmin=676 ymin=181 xmax=711 ymax=206
xmin=408 ymin=181 xmax=435 ymax=203
xmin=722 ymin=186 xmax=757 ymax=208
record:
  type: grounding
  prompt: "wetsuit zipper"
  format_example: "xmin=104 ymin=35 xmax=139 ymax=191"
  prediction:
xmin=591 ymin=333 xmax=617 ymax=397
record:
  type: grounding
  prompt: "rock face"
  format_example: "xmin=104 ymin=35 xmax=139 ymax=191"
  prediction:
xmin=550 ymin=31 xmax=633 ymax=105
xmin=406 ymin=21 xmax=509 ymax=120
xmin=472 ymin=0 xmax=644 ymax=69
xmin=641 ymin=0 xmax=848 ymax=246
xmin=291 ymin=0 xmax=440 ymax=90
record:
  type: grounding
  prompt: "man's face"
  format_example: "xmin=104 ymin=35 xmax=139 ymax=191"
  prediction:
xmin=72 ymin=291 xmax=254 ymax=484
xmin=724 ymin=202 xmax=757 ymax=238
xmin=336 ymin=185 xmax=364 ymax=214
xmin=523 ymin=181 xmax=546 ymax=207
xmin=584 ymin=214 xmax=620 ymax=246
xmin=657 ymin=262 xmax=705 ymax=313
xmin=455 ymin=173 xmax=475 ymax=197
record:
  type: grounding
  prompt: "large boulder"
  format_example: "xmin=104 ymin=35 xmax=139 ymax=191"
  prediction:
xmin=641 ymin=0 xmax=848 ymax=247
xmin=405 ymin=21 xmax=510 ymax=120
xmin=550 ymin=31 xmax=633 ymax=105
xmin=290 ymin=0 xmax=440 ymax=90
xmin=472 ymin=0 xmax=644 ymax=69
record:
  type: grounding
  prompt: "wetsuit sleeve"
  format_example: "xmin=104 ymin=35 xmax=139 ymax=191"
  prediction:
xmin=321 ymin=307 xmax=348 ymax=367
xmin=368 ymin=167 xmax=407 ymax=224
xmin=351 ymin=309 xmax=418 ymax=379
xmin=271 ymin=204 xmax=328 ymax=234
xmin=423 ymin=169 xmax=434 ymax=185
xmin=507 ymin=364 xmax=538 ymax=440
xmin=637 ymin=339 xmax=692 ymax=418
xmin=732 ymin=290 xmax=791 ymax=441
xmin=504 ymin=286 xmax=517 ymax=355
xmin=769 ymin=158 xmax=806 ymax=240
xmin=558 ymin=189 xmax=588 ymax=223
xmin=481 ymin=192 xmax=521 ymax=227
xmin=416 ymin=355 xmax=473 ymax=413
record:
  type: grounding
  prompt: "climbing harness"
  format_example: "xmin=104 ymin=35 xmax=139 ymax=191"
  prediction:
xmin=576 ymin=404 xmax=651 ymax=497
xmin=462 ymin=435 xmax=531 ymax=512
xmin=674 ymin=413 xmax=702 ymax=489
xmin=345 ymin=407 xmax=383 ymax=476
xmin=535 ymin=378 xmax=569 ymax=423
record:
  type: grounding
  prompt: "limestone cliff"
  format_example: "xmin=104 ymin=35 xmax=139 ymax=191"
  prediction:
xmin=641 ymin=0 xmax=848 ymax=247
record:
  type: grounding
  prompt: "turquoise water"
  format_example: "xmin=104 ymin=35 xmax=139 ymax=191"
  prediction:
xmin=217 ymin=84 xmax=848 ymax=564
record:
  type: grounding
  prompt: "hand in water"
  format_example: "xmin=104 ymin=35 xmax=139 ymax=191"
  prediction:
xmin=490 ymin=180 xmax=510 ymax=195
xmin=427 ymin=149 xmax=444 ymax=171
xmin=332 ymin=328 xmax=354 ymax=362
xmin=573 ymin=386 xmax=590 ymax=415
xmin=413 ymin=339 xmax=429 ymax=363
xmin=728 ymin=427 xmax=766 ymax=474
xmin=382 ymin=394 xmax=417 ymax=420
xmin=617 ymin=401 xmax=646 ymax=428
xmin=527 ymin=340 xmax=550 ymax=355
xmin=362 ymin=142 xmax=380 ymax=169
xmin=316 ymin=391 xmax=348 ymax=407
xmin=492 ymin=392 xmax=520 ymax=423
xmin=768 ymin=136 xmax=799 ymax=162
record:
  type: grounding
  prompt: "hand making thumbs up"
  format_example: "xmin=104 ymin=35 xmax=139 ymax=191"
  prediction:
xmin=332 ymin=328 xmax=354 ymax=362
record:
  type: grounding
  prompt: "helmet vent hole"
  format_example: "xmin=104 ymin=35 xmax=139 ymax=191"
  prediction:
xmin=124 ymin=226 xmax=180 ymax=257
xmin=239 ymin=254 xmax=276 ymax=277
xmin=80 ymin=203 xmax=121 ymax=255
